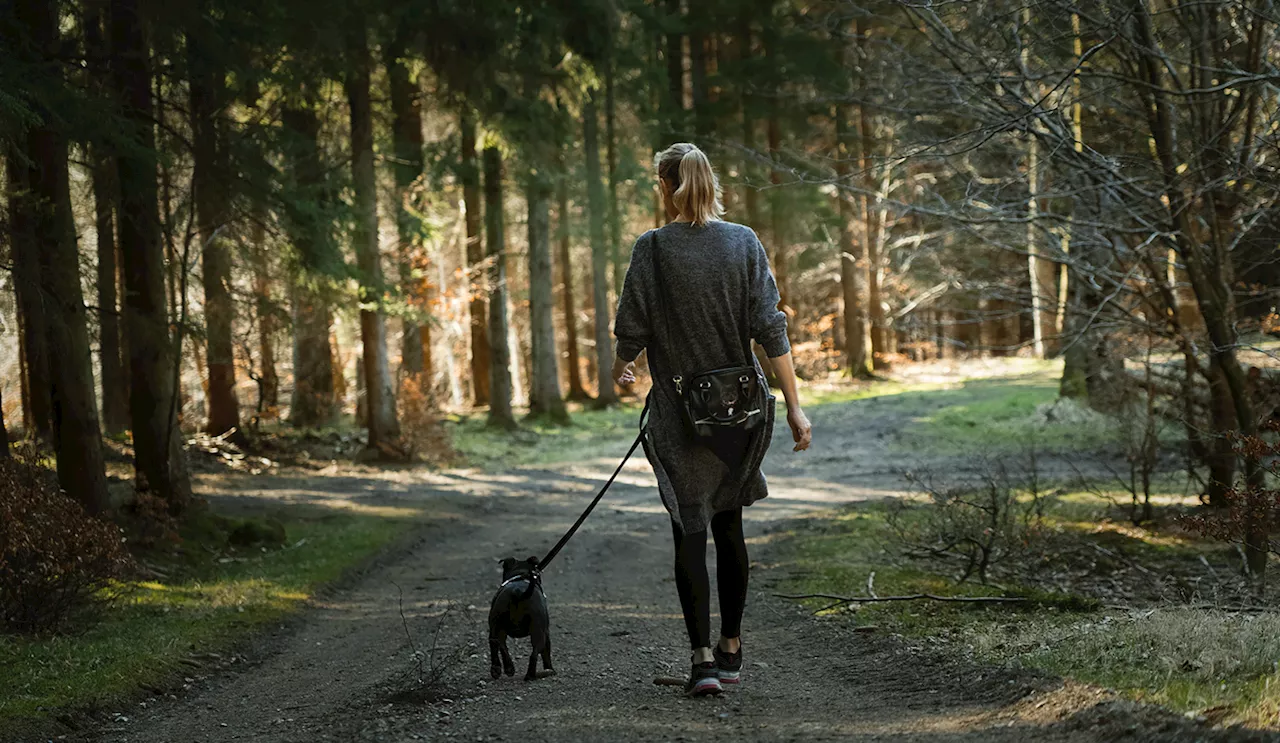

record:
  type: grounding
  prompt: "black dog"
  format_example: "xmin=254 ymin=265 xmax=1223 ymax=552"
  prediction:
xmin=488 ymin=556 xmax=554 ymax=681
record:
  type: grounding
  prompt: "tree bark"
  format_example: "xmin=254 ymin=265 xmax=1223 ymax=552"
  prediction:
xmin=6 ymin=139 xmax=53 ymax=443
xmin=664 ymin=0 xmax=685 ymax=137
xmin=762 ymin=21 xmax=791 ymax=316
xmin=250 ymin=217 xmax=279 ymax=414
xmin=386 ymin=30 xmax=429 ymax=381
xmin=1131 ymin=0 xmax=1267 ymax=580
xmin=689 ymin=1 xmax=710 ymax=140
xmin=854 ymin=19 xmax=888 ymax=370
xmin=84 ymin=4 xmax=129 ymax=436
xmin=346 ymin=17 xmax=401 ymax=455
xmin=584 ymin=91 xmax=619 ymax=407
xmin=605 ymin=61 xmax=624 ymax=298
xmin=460 ymin=110 xmax=490 ymax=406
xmin=738 ymin=16 xmax=760 ymax=233
xmin=112 ymin=0 xmax=191 ymax=512
xmin=526 ymin=168 xmax=568 ymax=422
xmin=282 ymin=101 xmax=338 ymax=428
xmin=0 ymin=382 xmax=8 ymax=458
xmin=557 ymin=166 xmax=588 ymax=401
xmin=188 ymin=11 xmax=242 ymax=439
xmin=14 ymin=0 xmax=110 ymax=514
xmin=483 ymin=146 xmax=517 ymax=429
xmin=834 ymin=22 xmax=870 ymax=378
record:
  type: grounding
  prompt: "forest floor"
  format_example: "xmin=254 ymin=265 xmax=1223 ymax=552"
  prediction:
xmin=9 ymin=358 xmax=1280 ymax=742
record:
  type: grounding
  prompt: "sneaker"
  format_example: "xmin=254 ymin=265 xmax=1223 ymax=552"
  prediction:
xmin=685 ymin=661 xmax=723 ymax=697
xmin=714 ymin=643 xmax=742 ymax=685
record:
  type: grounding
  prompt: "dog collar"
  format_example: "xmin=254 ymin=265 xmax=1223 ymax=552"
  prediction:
xmin=499 ymin=573 xmax=541 ymax=589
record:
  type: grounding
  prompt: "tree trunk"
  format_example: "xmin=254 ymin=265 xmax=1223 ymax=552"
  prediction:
xmin=605 ymin=61 xmax=624 ymax=297
xmin=737 ymin=14 xmax=760 ymax=233
xmin=250 ymin=218 xmax=279 ymax=415
xmin=92 ymin=153 xmax=129 ymax=435
xmin=1204 ymin=361 xmax=1236 ymax=508
xmin=664 ymin=0 xmax=684 ymax=137
xmin=526 ymin=169 xmax=568 ymax=423
xmin=556 ymin=164 xmax=588 ymax=401
xmin=7 ymin=140 xmax=54 ymax=443
xmin=483 ymin=146 xmax=517 ymax=429
xmin=386 ymin=30 xmax=429 ymax=381
xmin=1131 ymin=1 xmax=1267 ymax=580
xmin=689 ymin=2 xmax=710 ymax=140
xmin=834 ymin=22 xmax=870 ymax=378
xmin=584 ymin=92 xmax=619 ymax=407
xmin=346 ymin=17 xmax=401 ymax=455
xmin=112 ymin=0 xmax=191 ymax=512
xmin=854 ymin=20 xmax=889 ymax=370
xmin=15 ymin=0 xmax=110 ymax=514
xmin=763 ymin=25 xmax=789 ymax=315
xmin=84 ymin=5 xmax=129 ymax=437
xmin=189 ymin=15 xmax=242 ymax=440
xmin=460 ymin=110 xmax=490 ymax=406
xmin=289 ymin=288 xmax=336 ymax=428
xmin=282 ymin=101 xmax=338 ymax=428
xmin=0 ymin=382 xmax=8 ymax=458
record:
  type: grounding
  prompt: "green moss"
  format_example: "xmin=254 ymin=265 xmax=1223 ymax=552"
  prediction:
xmin=0 ymin=513 xmax=414 ymax=723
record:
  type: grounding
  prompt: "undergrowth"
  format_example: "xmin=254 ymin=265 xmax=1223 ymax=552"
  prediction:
xmin=774 ymin=496 xmax=1280 ymax=728
xmin=0 ymin=510 xmax=415 ymax=725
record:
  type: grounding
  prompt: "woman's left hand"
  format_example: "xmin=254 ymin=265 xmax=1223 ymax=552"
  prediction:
xmin=613 ymin=358 xmax=637 ymax=386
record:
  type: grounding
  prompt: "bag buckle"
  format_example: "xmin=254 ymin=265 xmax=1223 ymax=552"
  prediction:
xmin=672 ymin=375 xmax=683 ymax=395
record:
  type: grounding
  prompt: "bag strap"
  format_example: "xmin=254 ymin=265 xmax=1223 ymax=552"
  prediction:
xmin=649 ymin=230 xmax=753 ymax=368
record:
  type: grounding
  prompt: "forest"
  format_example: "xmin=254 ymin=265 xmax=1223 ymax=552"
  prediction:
xmin=2 ymin=0 xmax=1280 ymax=738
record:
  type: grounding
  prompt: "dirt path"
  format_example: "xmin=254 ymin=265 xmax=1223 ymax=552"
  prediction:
xmin=81 ymin=382 xmax=1270 ymax=743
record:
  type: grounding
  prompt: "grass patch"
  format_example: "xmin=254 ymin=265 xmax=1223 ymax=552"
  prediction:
xmin=446 ymin=402 xmax=647 ymax=469
xmin=773 ymin=497 xmax=1280 ymax=727
xmin=0 ymin=510 xmax=416 ymax=725
xmin=891 ymin=375 xmax=1121 ymax=455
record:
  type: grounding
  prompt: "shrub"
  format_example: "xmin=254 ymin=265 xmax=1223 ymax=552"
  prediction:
xmin=889 ymin=458 xmax=1052 ymax=585
xmin=398 ymin=373 xmax=455 ymax=464
xmin=0 ymin=456 xmax=133 ymax=634
xmin=1180 ymin=429 xmax=1280 ymax=574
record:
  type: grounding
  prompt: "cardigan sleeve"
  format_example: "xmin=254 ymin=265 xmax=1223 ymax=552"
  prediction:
xmin=748 ymin=231 xmax=791 ymax=358
xmin=613 ymin=233 xmax=651 ymax=363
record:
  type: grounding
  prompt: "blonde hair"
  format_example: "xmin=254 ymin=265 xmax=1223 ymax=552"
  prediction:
xmin=654 ymin=143 xmax=724 ymax=227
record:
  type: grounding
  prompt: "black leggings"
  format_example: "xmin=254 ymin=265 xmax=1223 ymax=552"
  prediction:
xmin=671 ymin=509 xmax=749 ymax=650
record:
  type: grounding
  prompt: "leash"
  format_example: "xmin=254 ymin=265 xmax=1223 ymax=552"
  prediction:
xmin=536 ymin=402 xmax=649 ymax=573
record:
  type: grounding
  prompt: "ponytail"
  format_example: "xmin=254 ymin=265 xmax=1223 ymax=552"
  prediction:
xmin=654 ymin=143 xmax=725 ymax=227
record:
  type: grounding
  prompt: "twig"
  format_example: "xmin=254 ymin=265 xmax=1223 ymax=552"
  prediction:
xmin=1103 ymin=603 xmax=1280 ymax=613
xmin=775 ymin=592 xmax=1025 ymax=605
xmin=392 ymin=581 xmax=426 ymax=682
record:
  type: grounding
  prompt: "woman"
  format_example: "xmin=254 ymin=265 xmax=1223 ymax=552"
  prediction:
xmin=612 ymin=143 xmax=813 ymax=697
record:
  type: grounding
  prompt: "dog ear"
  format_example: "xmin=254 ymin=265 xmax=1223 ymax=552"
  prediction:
xmin=500 ymin=557 xmax=516 ymax=571
xmin=526 ymin=556 xmax=539 ymax=566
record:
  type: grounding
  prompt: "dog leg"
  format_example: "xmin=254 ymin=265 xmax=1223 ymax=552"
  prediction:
xmin=540 ymin=633 xmax=555 ymax=676
xmin=524 ymin=637 xmax=542 ymax=681
xmin=489 ymin=631 xmax=504 ymax=680
xmin=500 ymin=638 xmax=515 ymax=676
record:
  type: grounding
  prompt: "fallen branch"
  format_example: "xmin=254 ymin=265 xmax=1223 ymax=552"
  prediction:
xmin=1103 ymin=603 xmax=1280 ymax=613
xmin=775 ymin=592 xmax=1026 ymax=606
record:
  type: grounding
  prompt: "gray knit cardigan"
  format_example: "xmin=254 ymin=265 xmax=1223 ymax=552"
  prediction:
xmin=614 ymin=220 xmax=791 ymax=533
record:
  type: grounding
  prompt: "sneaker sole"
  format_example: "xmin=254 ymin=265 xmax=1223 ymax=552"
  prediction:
xmin=718 ymin=671 xmax=741 ymax=684
xmin=687 ymin=677 xmax=723 ymax=697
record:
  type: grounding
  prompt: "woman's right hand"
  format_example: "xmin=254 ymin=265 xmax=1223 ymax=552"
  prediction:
xmin=787 ymin=406 xmax=812 ymax=452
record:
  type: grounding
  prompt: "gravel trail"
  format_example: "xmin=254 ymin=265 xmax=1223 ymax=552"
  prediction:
xmin=80 ymin=380 xmax=1271 ymax=743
